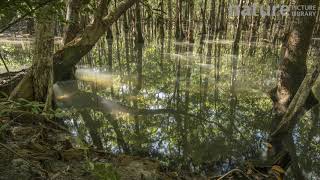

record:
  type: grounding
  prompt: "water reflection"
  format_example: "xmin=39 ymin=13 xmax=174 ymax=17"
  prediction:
xmin=2 ymin=37 xmax=320 ymax=177
xmin=53 ymin=37 xmax=279 ymax=174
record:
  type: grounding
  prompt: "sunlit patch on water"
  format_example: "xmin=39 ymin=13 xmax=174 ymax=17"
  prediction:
xmin=174 ymin=41 xmax=195 ymax=47
xmin=53 ymin=82 xmax=75 ymax=101
xmin=75 ymin=68 xmax=113 ymax=87
xmin=203 ymin=39 xmax=234 ymax=45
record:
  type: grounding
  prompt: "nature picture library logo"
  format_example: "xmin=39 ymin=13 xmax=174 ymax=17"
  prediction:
xmin=229 ymin=4 xmax=318 ymax=17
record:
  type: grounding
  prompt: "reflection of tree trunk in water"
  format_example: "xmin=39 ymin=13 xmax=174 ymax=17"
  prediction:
xmin=105 ymin=114 xmax=130 ymax=153
xmin=307 ymin=106 xmax=319 ymax=146
xmin=132 ymin=44 xmax=143 ymax=153
xmin=62 ymin=0 xmax=105 ymax=150
xmin=72 ymin=114 xmax=87 ymax=145
xmin=181 ymin=48 xmax=192 ymax=164
xmin=171 ymin=44 xmax=183 ymax=154
xmin=213 ymin=44 xmax=221 ymax=109
xmin=160 ymin=39 xmax=164 ymax=71
xmin=294 ymin=105 xmax=319 ymax=176
xmin=80 ymin=110 xmax=104 ymax=150
xmin=286 ymin=135 xmax=305 ymax=180
xmin=228 ymin=0 xmax=242 ymax=130
xmin=105 ymin=36 xmax=130 ymax=153
xmin=198 ymin=44 xmax=205 ymax=111
xmin=229 ymin=49 xmax=239 ymax=132
xmin=268 ymin=0 xmax=319 ymax=176
xmin=202 ymin=42 xmax=214 ymax=111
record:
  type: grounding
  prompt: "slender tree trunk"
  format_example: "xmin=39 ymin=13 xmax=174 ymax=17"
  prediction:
xmin=248 ymin=0 xmax=263 ymax=55
xmin=187 ymin=0 xmax=194 ymax=43
xmin=135 ymin=2 xmax=144 ymax=44
xmin=232 ymin=0 xmax=244 ymax=51
xmin=167 ymin=0 xmax=173 ymax=34
xmin=158 ymin=0 xmax=165 ymax=39
xmin=63 ymin=0 xmax=82 ymax=44
xmin=175 ymin=0 xmax=184 ymax=40
xmin=208 ymin=0 xmax=215 ymax=38
xmin=219 ymin=0 xmax=226 ymax=37
xmin=200 ymin=0 xmax=208 ymax=43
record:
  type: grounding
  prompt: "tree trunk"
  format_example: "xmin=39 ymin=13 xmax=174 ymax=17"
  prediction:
xmin=175 ymin=0 xmax=184 ymax=40
xmin=232 ymin=0 xmax=243 ymax=51
xmin=187 ymin=0 xmax=194 ymax=43
xmin=269 ymin=0 xmax=319 ymax=161
xmin=208 ymin=0 xmax=215 ymax=38
xmin=200 ymin=0 xmax=207 ymax=43
xmin=32 ymin=8 xmax=55 ymax=103
xmin=63 ymin=0 xmax=82 ymax=44
xmin=135 ymin=2 xmax=144 ymax=44
xmin=10 ymin=6 xmax=55 ymax=102
xmin=158 ymin=0 xmax=165 ymax=39
xmin=8 ymin=0 xmax=137 ymax=102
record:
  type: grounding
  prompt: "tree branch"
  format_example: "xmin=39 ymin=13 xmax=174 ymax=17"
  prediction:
xmin=0 ymin=0 xmax=54 ymax=33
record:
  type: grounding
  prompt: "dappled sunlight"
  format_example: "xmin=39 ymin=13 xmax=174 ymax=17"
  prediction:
xmin=75 ymin=68 xmax=114 ymax=87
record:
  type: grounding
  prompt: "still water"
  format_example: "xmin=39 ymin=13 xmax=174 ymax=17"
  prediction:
xmin=1 ymin=36 xmax=319 ymax=178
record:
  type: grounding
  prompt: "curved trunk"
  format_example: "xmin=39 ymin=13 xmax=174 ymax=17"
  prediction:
xmin=269 ymin=0 xmax=319 ymax=173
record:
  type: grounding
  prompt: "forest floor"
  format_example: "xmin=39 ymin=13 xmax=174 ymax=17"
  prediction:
xmin=0 ymin=111 xmax=211 ymax=180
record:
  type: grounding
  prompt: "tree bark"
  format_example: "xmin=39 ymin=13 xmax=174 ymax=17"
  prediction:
xmin=175 ymin=0 xmax=184 ymax=40
xmin=269 ymin=0 xmax=319 ymax=169
xmin=63 ymin=0 xmax=82 ymax=44
xmin=12 ymin=6 xmax=55 ymax=102
xmin=8 ymin=0 xmax=138 ymax=100
xmin=134 ymin=2 xmax=144 ymax=44
xmin=54 ymin=0 xmax=139 ymax=82
xmin=270 ymin=0 xmax=319 ymax=134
